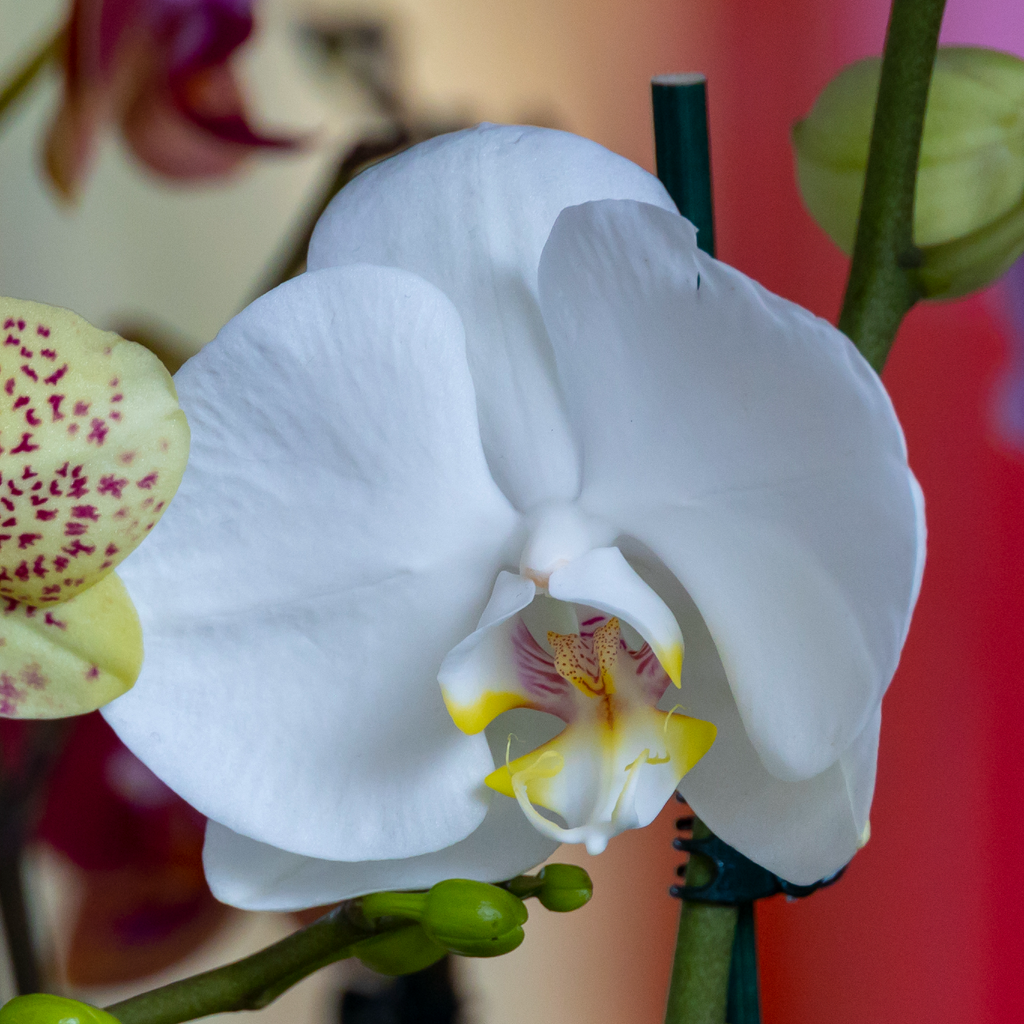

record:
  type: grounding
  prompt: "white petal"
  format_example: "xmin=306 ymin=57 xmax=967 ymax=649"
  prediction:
xmin=539 ymin=200 xmax=922 ymax=781
xmin=476 ymin=570 xmax=537 ymax=631
xmin=839 ymin=705 xmax=881 ymax=841
xmin=203 ymin=794 xmax=560 ymax=911
xmin=437 ymin=571 xmax=545 ymax=733
xmin=104 ymin=265 xmax=521 ymax=862
xmin=622 ymin=540 xmax=872 ymax=883
xmin=548 ymin=547 xmax=684 ymax=684
xmin=308 ymin=125 xmax=677 ymax=512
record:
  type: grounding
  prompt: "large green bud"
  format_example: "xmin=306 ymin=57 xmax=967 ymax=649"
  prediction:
xmin=359 ymin=878 xmax=529 ymax=959
xmin=0 ymin=995 xmax=121 ymax=1023
xmin=420 ymin=879 xmax=528 ymax=957
xmin=793 ymin=47 xmax=1024 ymax=297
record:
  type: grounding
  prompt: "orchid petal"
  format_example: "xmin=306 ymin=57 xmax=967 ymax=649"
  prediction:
xmin=308 ymin=125 xmax=678 ymax=512
xmin=202 ymin=794 xmax=560 ymax=911
xmin=538 ymin=199 xmax=921 ymax=782
xmin=0 ymin=573 xmax=141 ymax=718
xmin=438 ymin=571 xmax=543 ymax=734
xmin=548 ymin=547 xmax=684 ymax=685
xmin=104 ymin=265 xmax=521 ymax=862
xmin=839 ymin=705 xmax=881 ymax=844
xmin=626 ymin=540 xmax=876 ymax=883
xmin=0 ymin=298 xmax=188 ymax=608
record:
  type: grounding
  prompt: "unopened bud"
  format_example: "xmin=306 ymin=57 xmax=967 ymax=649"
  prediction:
xmin=532 ymin=863 xmax=593 ymax=912
xmin=504 ymin=863 xmax=594 ymax=912
xmin=353 ymin=923 xmax=447 ymax=976
xmin=358 ymin=878 xmax=529 ymax=959
xmin=420 ymin=879 xmax=528 ymax=957
xmin=0 ymin=994 xmax=121 ymax=1023
xmin=793 ymin=47 xmax=1024 ymax=296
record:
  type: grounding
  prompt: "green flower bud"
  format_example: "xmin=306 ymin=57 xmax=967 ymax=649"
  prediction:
xmin=0 ymin=995 xmax=121 ymax=1024
xmin=793 ymin=47 xmax=1024 ymax=296
xmin=532 ymin=863 xmax=593 ymax=912
xmin=353 ymin=923 xmax=447 ymax=976
xmin=420 ymin=879 xmax=528 ymax=958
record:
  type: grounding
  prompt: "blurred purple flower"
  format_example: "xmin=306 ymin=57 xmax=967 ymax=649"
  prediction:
xmin=45 ymin=0 xmax=296 ymax=198
xmin=995 ymin=255 xmax=1024 ymax=450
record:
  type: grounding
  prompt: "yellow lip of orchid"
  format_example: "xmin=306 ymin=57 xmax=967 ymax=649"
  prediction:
xmin=439 ymin=567 xmax=716 ymax=854
xmin=481 ymin=614 xmax=715 ymax=855
xmin=0 ymin=297 xmax=189 ymax=718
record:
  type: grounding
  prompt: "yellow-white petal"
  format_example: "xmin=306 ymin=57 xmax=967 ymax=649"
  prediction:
xmin=0 ymin=572 xmax=141 ymax=717
xmin=0 ymin=298 xmax=188 ymax=606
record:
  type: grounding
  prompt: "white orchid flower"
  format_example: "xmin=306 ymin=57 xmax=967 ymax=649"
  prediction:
xmin=103 ymin=125 xmax=924 ymax=911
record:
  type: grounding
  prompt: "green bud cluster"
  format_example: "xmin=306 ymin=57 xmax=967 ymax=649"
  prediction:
xmin=793 ymin=46 xmax=1024 ymax=298
xmin=351 ymin=865 xmax=593 ymax=975
xmin=0 ymin=994 xmax=121 ymax=1024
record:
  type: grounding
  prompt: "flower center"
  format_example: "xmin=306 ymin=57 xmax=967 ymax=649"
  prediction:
xmin=437 ymin=566 xmax=716 ymax=855
xmin=547 ymin=615 xmax=620 ymax=697
xmin=485 ymin=609 xmax=713 ymax=855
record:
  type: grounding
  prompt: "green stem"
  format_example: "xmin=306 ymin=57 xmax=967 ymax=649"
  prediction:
xmin=0 ymin=28 xmax=63 ymax=128
xmin=104 ymin=901 xmax=394 ymax=1024
xmin=664 ymin=819 xmax=737 ymax=1024
xmin=836 ymin=0 xmax=948 ymax=371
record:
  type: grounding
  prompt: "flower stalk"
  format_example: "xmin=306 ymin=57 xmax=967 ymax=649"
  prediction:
xmin=100 ymin=871 xmax=585 ymax=1023
xmin=0 ymin=28 xmax=62 ymax=129
xmin=837 ymin=0 xmax=949 ymax=371
xmin=664 ymin=818 xmax=738 ymax=1024
xmin=104 ymin=901 xmax=380 ymax=1024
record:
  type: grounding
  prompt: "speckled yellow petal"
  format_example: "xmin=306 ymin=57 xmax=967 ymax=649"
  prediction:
xmin=0 ymin=572 xmax=141 ymax=717
xmin=0 ymin=297 xmax=189 ymax=606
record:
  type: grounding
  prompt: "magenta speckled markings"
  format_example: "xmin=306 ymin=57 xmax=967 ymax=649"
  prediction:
xmin=0 ymin=300 xmax=189 ymax=607
xmin=509 ymin=613 xmax=675 ymax=726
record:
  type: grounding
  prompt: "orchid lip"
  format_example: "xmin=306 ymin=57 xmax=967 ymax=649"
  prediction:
xmin=440 ymin=581 xmax=716 ymax=853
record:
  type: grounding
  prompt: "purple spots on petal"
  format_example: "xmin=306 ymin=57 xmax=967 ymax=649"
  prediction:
xmin=61 ymin=540 xmax=95 ymax=558
xmin=10 ymin=434 xmax=38 ymax=454
xmin=87 ymin=419 xmax=108 ymax=445
xmin=20 ymin=664 xmax=46 ymax=690
xmin=98 ymin=475 xmax=128 ymax=499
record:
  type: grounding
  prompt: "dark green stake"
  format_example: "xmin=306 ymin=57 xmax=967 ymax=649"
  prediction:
xmin=653 ymin=77 xmax=750 ymax=1024
xmin=726 ymin=903 xmax=761 ymax=1024
xmin=652 ymin=74 xmax=716 ymax=257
